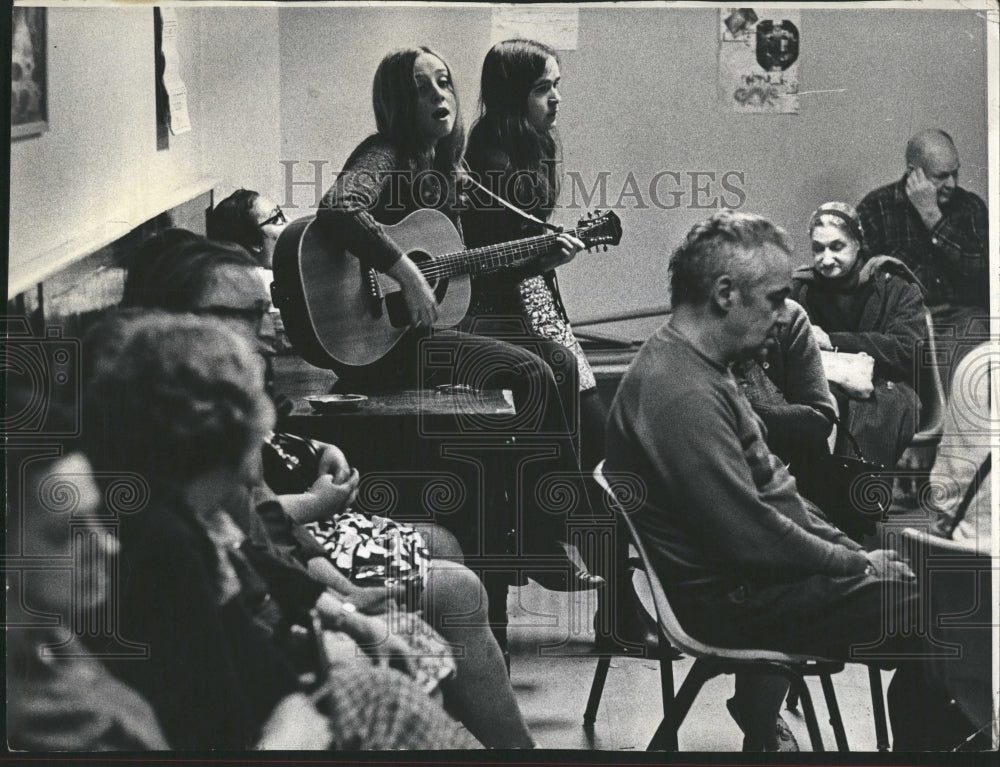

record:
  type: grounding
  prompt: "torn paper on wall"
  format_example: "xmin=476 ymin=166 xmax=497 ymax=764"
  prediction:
xmin=159 ymin=7 xmax=191 ymax=135
xmin=719 ymin=8 xmax=800 ymax=114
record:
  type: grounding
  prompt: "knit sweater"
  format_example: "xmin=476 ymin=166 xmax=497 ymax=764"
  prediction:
xmin=605 ymin=322 xmax=868 ymax=587
xmin=317 ymin=134 xmax=462 ymax=273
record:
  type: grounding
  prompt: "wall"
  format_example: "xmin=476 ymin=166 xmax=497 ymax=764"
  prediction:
xmin=7 ymin=6 xmax=281 ymax=297
xmin=276 ymin=5 xmax=989 ymax=336
xmin=277 ymin=5 xmax=494 ymax=212
xmin=8 ymin=6 xmax=990 ymax=327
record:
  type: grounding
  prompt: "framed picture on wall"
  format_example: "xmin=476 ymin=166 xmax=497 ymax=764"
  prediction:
xmin=11 ymin=6 xmax=48 ymax=139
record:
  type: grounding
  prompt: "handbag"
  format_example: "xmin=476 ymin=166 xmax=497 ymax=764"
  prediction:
xmin=262 ymin=431 xmax=321 ymax=495
xmin=820 ymin=350 xmax=874 ymax=399
xmin=799 ymin=417 xmax=888 ymax=542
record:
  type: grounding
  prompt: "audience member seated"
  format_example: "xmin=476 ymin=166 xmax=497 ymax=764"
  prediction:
xmin=4 ymin=385 xmax=360 ymax=752
xmin=732 ymin=298 xmax=836 ymax=503
xmin=207 ymin=188 xmax=288 ymax=269
xmin=117 ymin=233 xmax=533 ymax=748
xmin=792 ymin=201 xmax=926 ymax=469
xmin=857 ymin=129 xmax=988 ymax=386
xmin=605 ymin=210 xmax=988 ymax=751
xmin=207 ymin=189 xmax=292 ymax=351
xmin=5 ymin=388 xmax=171 ymax=750
xmin=890 ymin=342 xmax=994 ymax=749
xmin=80 ymin=311 xmax=481 ymax=750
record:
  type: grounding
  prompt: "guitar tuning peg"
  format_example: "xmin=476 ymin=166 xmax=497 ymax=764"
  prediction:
xmin=603 ymin=244 xmax=608 ymax=252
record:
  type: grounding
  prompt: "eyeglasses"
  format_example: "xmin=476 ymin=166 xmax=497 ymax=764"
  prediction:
xmin=193 ymin=300 xmax=271 ymax=331
xmin=258 ymin=206 xmax=287 ymax=228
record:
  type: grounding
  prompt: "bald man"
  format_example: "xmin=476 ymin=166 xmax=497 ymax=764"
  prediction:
xmin=858 ymin=129 xmax=988 ymax=327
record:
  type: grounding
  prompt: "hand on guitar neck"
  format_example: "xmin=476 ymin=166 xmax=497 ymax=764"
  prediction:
xmin=534 ymin=232 xmax=586 ymax=272
xmin=387 ymin=255 xmax=439 ymax=327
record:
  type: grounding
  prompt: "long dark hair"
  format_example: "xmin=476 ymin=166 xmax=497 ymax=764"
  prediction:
xmin=373 ymin=46 xmax=466 ymax=181
xmin=468 ymin=39 xmax=560 ymax=214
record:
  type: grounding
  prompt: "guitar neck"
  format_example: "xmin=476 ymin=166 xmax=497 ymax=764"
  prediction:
xmin=419 ymin=227 xmax=581 ymax=282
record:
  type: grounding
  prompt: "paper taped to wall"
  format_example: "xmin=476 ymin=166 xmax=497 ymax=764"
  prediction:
xmin=159 ymin=8 xmax=191 ymax=135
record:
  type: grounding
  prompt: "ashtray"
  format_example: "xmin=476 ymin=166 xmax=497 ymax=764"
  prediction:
xmin=305 ymin=394 xmax=368 ymax=413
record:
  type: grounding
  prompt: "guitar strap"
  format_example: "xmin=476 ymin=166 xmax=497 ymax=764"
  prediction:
xmin=464 ymin=174 xmax=563 ymax=233
xmin=464 ymin=172 xmax=571 ymax=319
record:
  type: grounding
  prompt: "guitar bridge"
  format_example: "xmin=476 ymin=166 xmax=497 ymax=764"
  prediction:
xmin=362 ymin=265 xmax=384 ymax=318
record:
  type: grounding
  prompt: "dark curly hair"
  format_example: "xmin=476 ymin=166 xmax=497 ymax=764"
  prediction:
xmin=669 ymin=210 xmax=792 ymax=307
xmin=82 ymin=310 xmax=274 ymax=495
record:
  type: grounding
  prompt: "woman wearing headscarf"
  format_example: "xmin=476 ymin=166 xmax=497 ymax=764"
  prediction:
xmin=792 ymin=201 xmax=928 ymax=468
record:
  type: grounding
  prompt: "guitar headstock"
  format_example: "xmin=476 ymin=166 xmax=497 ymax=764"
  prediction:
xmin=576 ymin=210 xmax=623 ymax=251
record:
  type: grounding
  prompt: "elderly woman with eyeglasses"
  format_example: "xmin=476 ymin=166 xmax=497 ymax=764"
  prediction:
xmin=791 ymin=201 xmax=928 ymax=468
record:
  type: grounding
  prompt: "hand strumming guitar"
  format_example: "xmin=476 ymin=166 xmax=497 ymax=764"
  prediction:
xmin=388 ymin=255 xmax=439 ymax=327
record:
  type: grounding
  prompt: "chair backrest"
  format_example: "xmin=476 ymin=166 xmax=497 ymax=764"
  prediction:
xmin=593 ymin=460 xmax=822 ymax=663
xmin=593 ymin=461 xmax=712 ymax=657
xmin=913 ymin=310 xmax=947 ymax=441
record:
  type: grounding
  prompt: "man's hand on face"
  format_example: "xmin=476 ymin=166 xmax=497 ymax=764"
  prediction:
xmin=905 ymin=167 xmax=943 ymax=229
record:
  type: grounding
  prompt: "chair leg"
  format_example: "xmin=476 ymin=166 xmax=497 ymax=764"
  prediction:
xmin=583 ymin=656 xmax=611 ymax=726
xmin=795 ymin=676 xmax=826 ymax=752
xmin=647 ymin=651 xmax=679 ymax=750
xmin=819 ymin=672 xmax=849 ymax=751
xmin=671 ymin=658 xmax=717 ymax=726
xmin=786 ymin=686 xmax=800 ymax=711
xmin=867 ymin=665 xmax=890 ymax=752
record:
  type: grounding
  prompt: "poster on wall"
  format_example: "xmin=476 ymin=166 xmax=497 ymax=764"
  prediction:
xmin=11 ymin=6 xmax=48 ymax=138
xmin=719 ymin=7 xmax=800 ymax=114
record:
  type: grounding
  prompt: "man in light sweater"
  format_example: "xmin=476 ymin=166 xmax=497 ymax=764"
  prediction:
xmin=605 ymin=210 xmax=922 ymax=750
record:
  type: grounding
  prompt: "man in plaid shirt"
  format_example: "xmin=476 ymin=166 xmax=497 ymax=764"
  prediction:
xmin=857 ymin=130 xmax=989 ymax=380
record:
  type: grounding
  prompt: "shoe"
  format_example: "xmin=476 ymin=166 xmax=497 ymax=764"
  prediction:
xmin=593 ymin=586 xmax=671 ymax=655
xmin=770 ymin=715 xmax=799 ymax=752
xmin=727 ymin=697 xmax=800 ymax=752
xmin=528 ymin=565 xmax=605 ymax=592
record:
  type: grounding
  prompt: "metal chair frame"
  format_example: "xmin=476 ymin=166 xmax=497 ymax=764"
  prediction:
xmin=584 ymin=461 xmax=886 ymax=752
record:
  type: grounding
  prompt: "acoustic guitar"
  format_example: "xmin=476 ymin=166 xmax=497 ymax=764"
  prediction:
xmin=271 ymin=208 xmax=622 ymax=371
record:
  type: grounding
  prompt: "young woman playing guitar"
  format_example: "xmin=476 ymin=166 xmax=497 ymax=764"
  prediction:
xmin=314 ymin=46 xmax=602 ymax=593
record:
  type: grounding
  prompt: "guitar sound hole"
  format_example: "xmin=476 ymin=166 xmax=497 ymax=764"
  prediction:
xmin=386 ymin=294 xmax=410 ymax=328
xmin=384 ymin=281 xmax=448 ymax=327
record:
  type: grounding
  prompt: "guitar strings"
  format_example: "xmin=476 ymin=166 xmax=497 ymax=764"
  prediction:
xmin=417 ymin=222 xmax=600 ymax=281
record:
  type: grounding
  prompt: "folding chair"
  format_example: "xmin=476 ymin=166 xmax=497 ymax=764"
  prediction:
xmin=897 ymin=311 xmax=949 ymax=505
xmin=584 ymin=461 xmax=863 ymax=751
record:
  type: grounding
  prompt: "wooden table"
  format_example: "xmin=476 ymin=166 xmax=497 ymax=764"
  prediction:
xmin=273 ymin=356 xmax=523 ymax=664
